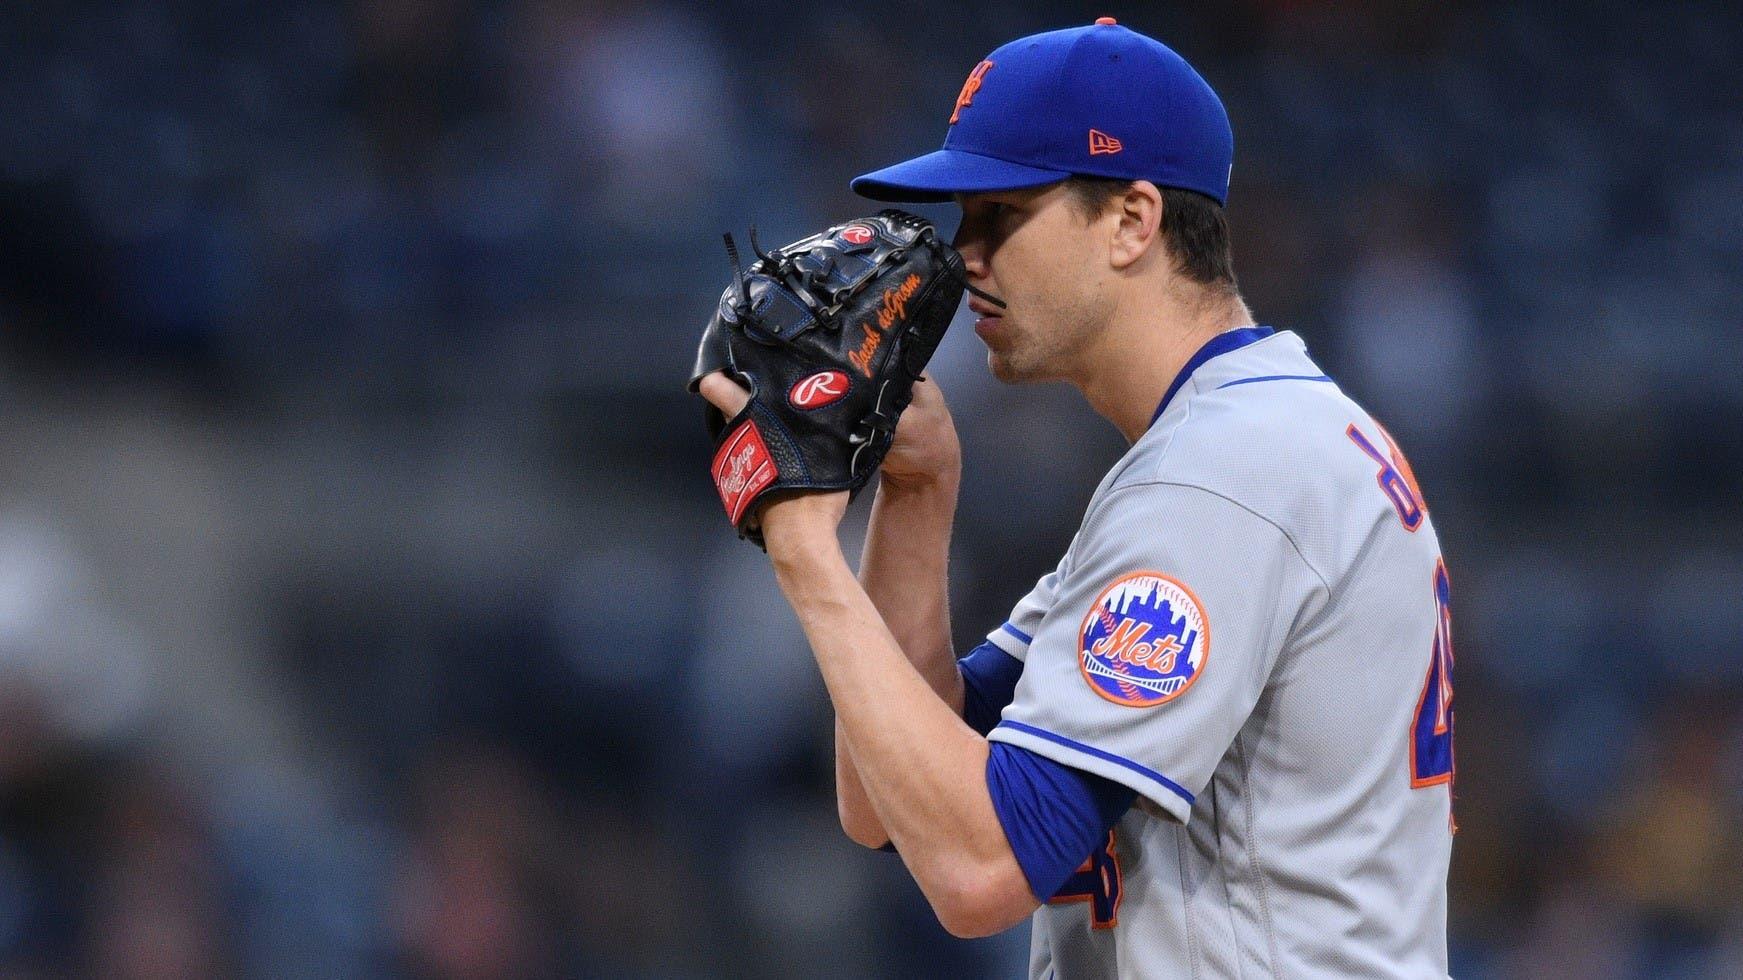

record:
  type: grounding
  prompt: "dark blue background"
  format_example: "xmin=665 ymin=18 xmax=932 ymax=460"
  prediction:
xmin=1 ymin=1 xmax=1739 ymax=976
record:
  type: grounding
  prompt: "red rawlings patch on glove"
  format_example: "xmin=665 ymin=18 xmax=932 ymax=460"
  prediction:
xmin=712 ymin=419 xmax=777 ymax=525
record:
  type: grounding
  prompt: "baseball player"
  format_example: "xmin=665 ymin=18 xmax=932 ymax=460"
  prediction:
xmin=697 ymin=18 xmax=1453 ymax=978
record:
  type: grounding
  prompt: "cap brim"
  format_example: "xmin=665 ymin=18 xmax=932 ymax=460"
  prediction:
xmin=850 ymin=148 xmax=1072 ymax=203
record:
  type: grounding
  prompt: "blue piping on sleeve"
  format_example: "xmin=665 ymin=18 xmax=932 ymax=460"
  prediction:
xmin=1216 ymin=373 xmax=1334 ymax=389
xmin=997 ymin=720 xmax=1196 ymax=806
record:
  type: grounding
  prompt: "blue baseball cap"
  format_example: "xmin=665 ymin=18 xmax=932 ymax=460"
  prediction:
xmin=851 ymin=17 xmax=1234 ymax=205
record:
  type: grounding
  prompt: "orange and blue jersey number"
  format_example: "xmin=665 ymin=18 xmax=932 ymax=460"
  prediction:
xmin=1049 ymin=830 xmax=1121 ymax=929
xmin=1411 ymin=559 xmax=1455 ymax=792
xmin=1347 ymin=424 xmax=1454 ymax=803
xmin=1346 ymin=422 xmax=1425 ymax=531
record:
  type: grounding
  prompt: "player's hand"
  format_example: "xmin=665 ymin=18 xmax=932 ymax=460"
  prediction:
xmin=696 ymin=371 xmax=851 ymax=543
xmin=877 ymin=372 xmax=962 ymax=495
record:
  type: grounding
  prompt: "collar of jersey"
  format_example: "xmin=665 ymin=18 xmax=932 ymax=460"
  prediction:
xmin=1149 ymin=325 xmax=1276 ymax=426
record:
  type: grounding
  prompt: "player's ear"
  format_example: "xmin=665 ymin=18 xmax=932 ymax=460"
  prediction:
xmin=1108 ymin=180 xmax=1163 ymax=271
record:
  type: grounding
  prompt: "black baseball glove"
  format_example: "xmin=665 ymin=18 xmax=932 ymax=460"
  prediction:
xmin=688 ymin=210 xmax=998 ymax=546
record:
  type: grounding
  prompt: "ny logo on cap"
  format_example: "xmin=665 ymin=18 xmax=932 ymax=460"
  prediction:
xmin=950 ymin=60 xmax=995 ymax=125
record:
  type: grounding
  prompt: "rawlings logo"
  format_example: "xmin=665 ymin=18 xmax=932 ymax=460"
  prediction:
xmin=950 ymin=60 xmax=995 ymax=125
xmin=720 ymin=443 xmax=759 ymax=495
xmin=789 ymin=370 xmax=850 ymax=410
xmin=711 ymin=421 xmax=776 ymax=524
xmin=848 ymin=273 xmax=922 ymax=376
xmin=838 ymin=225 xmax=875 ymax=246
xmin=1078 ymin=572 xmax=1208 ymax=708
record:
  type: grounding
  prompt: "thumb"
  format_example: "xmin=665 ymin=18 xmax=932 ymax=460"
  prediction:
xmin=698 ymin=371 xmax=752 ymax=418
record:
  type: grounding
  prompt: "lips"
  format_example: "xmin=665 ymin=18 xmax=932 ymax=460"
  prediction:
xmin=971 ymin=301 xmax=1004 ymax=342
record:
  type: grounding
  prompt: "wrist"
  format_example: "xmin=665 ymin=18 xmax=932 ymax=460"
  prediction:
xmin=765 ymin=512 xmax=845 ymax=576
xmin=876 ymin=466 xmax=961 ymax=502
xmin=872 ymin=475 xmax=960 ymax=541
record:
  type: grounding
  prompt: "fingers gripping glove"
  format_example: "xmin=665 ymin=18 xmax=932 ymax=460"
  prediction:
xmin=688 ymin=210 xmax=981 ymax=546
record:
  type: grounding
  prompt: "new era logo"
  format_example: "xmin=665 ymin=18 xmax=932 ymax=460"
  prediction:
xmin=1088 ymin=129 xmax=1123 ymax=155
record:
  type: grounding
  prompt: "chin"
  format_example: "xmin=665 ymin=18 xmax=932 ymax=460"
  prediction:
xmin=985 ymin=350 xmax=1037 ymax=384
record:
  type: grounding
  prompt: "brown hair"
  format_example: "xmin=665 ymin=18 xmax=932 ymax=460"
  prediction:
xmin=1063 ymin=176 xmax=1238 ymax=295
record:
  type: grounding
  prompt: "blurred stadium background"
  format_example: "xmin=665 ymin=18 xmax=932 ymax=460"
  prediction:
xmin=2 ymin=0 xmax=1740 ymax=976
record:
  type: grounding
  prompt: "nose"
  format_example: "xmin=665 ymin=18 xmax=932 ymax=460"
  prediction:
xmin=951 ymin=223 xmax=989 ymax=280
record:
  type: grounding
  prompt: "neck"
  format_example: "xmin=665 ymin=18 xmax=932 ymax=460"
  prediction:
xmin=1073 ymin=284 xmax=1255 ymax=444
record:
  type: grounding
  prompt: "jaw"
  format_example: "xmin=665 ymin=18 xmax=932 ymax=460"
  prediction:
xmin=985 ymin=341 xmax=1068 ymax=386
xmin=991 ymin=320 xmax=1096 ymax=387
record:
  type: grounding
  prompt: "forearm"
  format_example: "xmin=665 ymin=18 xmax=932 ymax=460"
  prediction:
xmin=837 ymin=477 xmax=964 ymax=845
xmin=860 ymin=476 xmax=963 ymax=699
xmin=771 ymin=522 xmax=1031 ymax=934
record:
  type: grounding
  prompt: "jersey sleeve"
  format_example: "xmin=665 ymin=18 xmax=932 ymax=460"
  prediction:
xmin=983 ymin=551 xmax=1071 ymax=662
xmin=986 ymin=481 xmax=1323 ymax=822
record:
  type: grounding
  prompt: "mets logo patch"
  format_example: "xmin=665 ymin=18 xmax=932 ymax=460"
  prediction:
xmin=1078 ymin=572 xmax=1208 ymax=708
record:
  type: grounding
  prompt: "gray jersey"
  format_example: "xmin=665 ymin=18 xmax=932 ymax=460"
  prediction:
xmin=984 ymin=330 xmax=1453 ymax=979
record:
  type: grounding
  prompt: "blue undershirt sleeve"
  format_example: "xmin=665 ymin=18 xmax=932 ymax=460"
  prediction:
xmin=958 ymin=640 xmax=1024 ymax=735
xmin=985 ymin=742 xmax=1138 ymax=902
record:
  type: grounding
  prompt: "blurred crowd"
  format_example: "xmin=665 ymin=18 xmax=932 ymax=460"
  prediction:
xmin=1 ymin=0 xmax=1740 ymax=976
